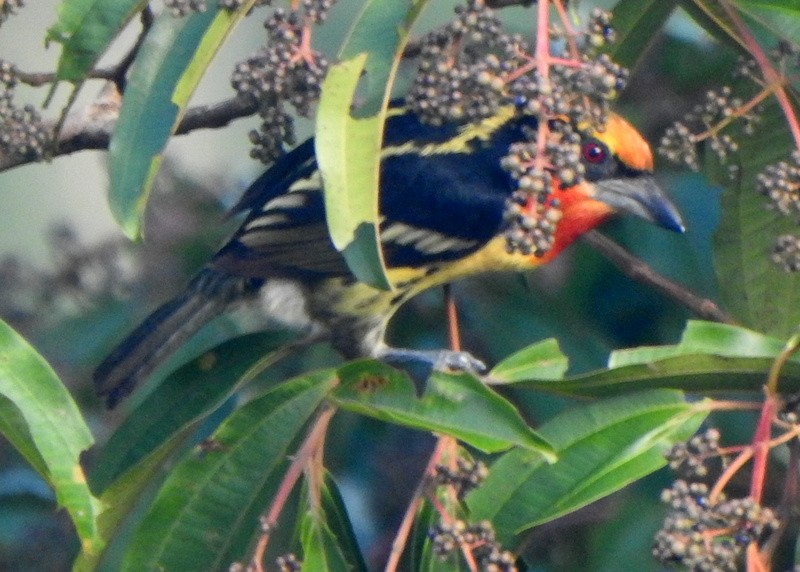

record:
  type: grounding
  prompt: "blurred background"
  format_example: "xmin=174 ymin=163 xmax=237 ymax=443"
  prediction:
xmin=0 ymin=1 xmax=736 ymax=569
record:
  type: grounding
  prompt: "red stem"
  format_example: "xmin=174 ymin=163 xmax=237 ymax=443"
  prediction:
xmin=384 ymin=437 xmax=451 ymax=572
xmin=444 ymin=284 xmax=461 ymax=352
xmin=251 ymin=407 xmax=335 ymax=571
xmin=748 ymin=395 xmax=777 ymax=504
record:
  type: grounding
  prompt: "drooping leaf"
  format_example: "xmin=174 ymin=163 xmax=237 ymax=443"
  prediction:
xmin=121 ymin=371 xmax=336 ymax=571
xmin=90 ymin=330 xmax=297 ymax=493
xmin=108 ymin=3 xmax=254 ymax=238
xmin=488 ymin=338 xmax=568 ymax=384
xmin=299 ymin=511 xmax=351 ymax=572
xmin=47 ymin=0 xmax=146 ymax=83
xmin=680 ymin=0 xmax=800 ymax=55
xmin=316 ymin=55 xmax=388 ymax=288
xmin=467 ymin=390 xmax=707 ymax=544
xmin=678 ymin=0 xmax=747 ymax=51
xmin=317 ymin=0 xmax=429 ymax=289
xmin=314 ymin=475 xmax=369 ymax=572
xmin=608 ymin=0 xmax=679 ymax=70
xmin=330 ymin=360 xmax=555 ymax=459
xmin=73 ymin=437 xmax=181 ymax=572
xmin=491 ymin=321 xmax=800 ymax=396
xmin=0 ymin=319 xmax=102 ymax=554
xmin=737 ymin=0 xmax=800 ymax=44
xmin=338 ymin=0 xmax=429 ymax=112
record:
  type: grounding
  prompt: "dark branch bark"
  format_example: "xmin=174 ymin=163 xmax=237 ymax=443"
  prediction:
xmin=582 ymin=230 xmax=736 ymax=324
xmin=0 ymin=94 xmax=258 ymax=171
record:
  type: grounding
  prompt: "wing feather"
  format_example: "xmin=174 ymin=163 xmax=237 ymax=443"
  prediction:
xmin=214 ymin=108 xmax=528 ymax=278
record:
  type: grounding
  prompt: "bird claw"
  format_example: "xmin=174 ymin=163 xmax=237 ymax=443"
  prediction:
xmin=375 ymin=347 xmax=486 ymax=396
xmin=434 ymin=350 xmax=487 ymax=374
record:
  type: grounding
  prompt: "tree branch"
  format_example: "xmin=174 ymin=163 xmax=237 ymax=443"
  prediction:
xmin=582 ymin=230 xmax=736 ymax=325
xmin=0 ymin=93 xmax=258 ymax=171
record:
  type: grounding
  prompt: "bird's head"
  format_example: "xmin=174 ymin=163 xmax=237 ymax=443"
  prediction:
xmin=536 ymin=114 xmax=684 ymax=263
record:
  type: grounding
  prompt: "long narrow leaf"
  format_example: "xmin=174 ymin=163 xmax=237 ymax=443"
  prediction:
xmin=90 ymin=330 xmax=297 ymax=493
xmin=0 ymin=319 xmax=102 ymax=554
xmin=608 ymin=0 xmax=678 ymax=70
xmin=121 ymin=371 xmax=336 ymax=571
xmin=317 ymin=0 xmax=429 ymax=289
xmin=491 ymin=321 xmax=800 ymax=395
xmin=467 ymin=390 xmax=707 ymax=544
xmin=108 ymin=3 xmax=254 ymax=238
xmin=47 ymin=0 xmax=146 ymax=83
xmin=331 ymin=360 xmax=555 ymax=459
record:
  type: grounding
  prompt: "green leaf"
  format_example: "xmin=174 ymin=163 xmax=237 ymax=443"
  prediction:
xmin=73 ymin=437 xmax=182 ymax=572
xmin=467 ymin=390 xmax=707 ymax=544
xmin=317 ymin=0 xmax=429 ymax=289
xmin=0 ymin=394 xmax=48 ymax=477
xmin=121 ymin=371 xmax=336 ymax=571
xmin=338 ymin=0 xmax=429 ymax=112
xmin=316 ymin=475 xmax=368 ymax=572
xmin=710 ymin=103 xmax=800 ymax=338
xmin=330 ymin=360 xmax=555 ymax=459
xmin=47 ymin=0 xmax=146 ymax=83
xmin=608 ymin=0 xmax=678 ymax=70
xmin=734 ymin=0 xmax=800 ymax=49
xmin=299 ymin=512 xmax=351 ymax=572
xmin=0 ymin=319 xmax=102 ymax=554
xmin=677 ymin=0 xmax=747 ymax=51
xmin=108 ymin=4 xmax=253 ymax=238
xmin=489 ymin=338 xmax=568 ymax=384
xmin=317 ymin=55 xmax=388 ymax=289
xmin=679 ymin=0 xmax=800 ymax=53
xmin=496 ymin=321 xmax=800 ymax=396
xmin=91 ymin=330 xmax=297 ymax=493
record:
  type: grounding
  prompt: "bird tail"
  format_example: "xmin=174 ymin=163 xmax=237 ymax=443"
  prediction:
xmin=94 ymin=268 xmax=262 ymax=408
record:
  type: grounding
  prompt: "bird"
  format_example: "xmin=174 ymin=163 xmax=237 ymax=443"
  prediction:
xmin=94 ymin=105 xmax=685 ymax=408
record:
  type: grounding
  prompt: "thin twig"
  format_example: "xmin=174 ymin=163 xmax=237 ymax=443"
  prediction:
xmin=250 ymin=406 xmax=336 ymax=572
xmin=444 ymin=284 xmax=462 ymax=352
xmin=582 ymin=230 xmax=736 ymax=324
xmin=766 ymin=332 xmax=800 ymax=395
xmin=384 ymin=437 xmax=449 ymax=572
xmin=109 ymin=6 xmax=155 ymax=93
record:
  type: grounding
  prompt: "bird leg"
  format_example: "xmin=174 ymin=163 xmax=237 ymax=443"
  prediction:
xmin=374 ymin=346 xmax=487 ymax=395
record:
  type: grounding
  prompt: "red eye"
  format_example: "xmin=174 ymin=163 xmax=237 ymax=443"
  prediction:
xmin=582 ymin=142 xmax=607 ymax=164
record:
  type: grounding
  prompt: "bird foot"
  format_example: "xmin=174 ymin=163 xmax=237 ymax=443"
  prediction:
xmin=375 ymin=347 xmax=486 ymax=395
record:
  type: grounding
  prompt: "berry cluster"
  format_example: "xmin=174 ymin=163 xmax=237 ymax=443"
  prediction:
xmin=664 ymin=428 xmax=724 ymax=479
xmin=0 ymin=60 xmax=50 ymax=162
xmin=406 ymin=1 xmax=625 ymax=256
xmin=653 ymin=480 xmax=780 ymax=571
xmin=756 ymin=151 xmax=800 ymax=272
xmin=0 ymin=0 xmax=23 ymax=26
xmin=659 ymin=86 xmax=756 ymax=173
xmin=768 ymin=40 xmax=800 ymax=70
xmin=231 ymin=5 xmax=332 ymax=163
xmin=772 ymin=235 xmax=800 ymax=273
xmin=164 ymin=0 xmax=208 ymax=17
xmin=757 ymin=151 xmax=800 ymax=221
xmin=432 ymin=458 xmax=489 ymax=500
xmin=164 ymin=0 xmax=273 ymax=16
xmin=778 ymin=391 xmax=800 ymax=423
xmin=275 ymin=553 xmax=301 ymax=572
xmin=582 ymin=7 xmax=616 ymax=48
xmin=501 ymin=134 xmax=566 ymax=256
xmin=406 ymin=1 xmax=522 ymax=126
xmin=429 ymin=519 xmax=516 ymax=571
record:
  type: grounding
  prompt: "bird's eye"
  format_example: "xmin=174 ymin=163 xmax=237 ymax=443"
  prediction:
xmin=582 ymin=141 xmax=608 ymax=164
